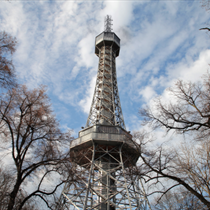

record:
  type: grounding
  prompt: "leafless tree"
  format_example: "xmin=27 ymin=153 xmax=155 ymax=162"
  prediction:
xmin=140 ymin=73 xmax=210 ymax=141
xmin=135 ymin=74 xmax=210 ymax=208
xmin=0 ymin=31 xmax=17 ymax=89
xmin=0 ymin=166 xmax=13 ymax=210
xmin=201 ymin=0 xmax=210 ymax=11
xmin=133 ymin=132 xmax=210 ymax=209
xmin=153 ymin=187 xmax=208 ymax=210
xmin=0 ymin=85 xmax=75 ymax=210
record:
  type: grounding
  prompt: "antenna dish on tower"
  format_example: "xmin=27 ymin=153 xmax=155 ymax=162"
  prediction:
xmin=104 ymin=15 xmax=113 ymax=32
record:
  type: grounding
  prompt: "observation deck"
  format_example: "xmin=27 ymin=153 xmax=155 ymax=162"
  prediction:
xmin=70 ymin=124 xmax=139 ymax=167
xmin=95 ymin=32 xmax=120 ymax=57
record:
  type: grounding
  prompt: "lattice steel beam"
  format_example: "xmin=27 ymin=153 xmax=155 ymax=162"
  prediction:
xmin=60 ymin=142 xmax=151 ymax=210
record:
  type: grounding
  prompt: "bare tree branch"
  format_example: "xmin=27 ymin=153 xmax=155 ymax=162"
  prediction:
xmin=0 ymin=31 xmax=17 ymax=89
xmin=0 ymin=85 xmax=74 ymax=210
xmin=136 ymin=74 xmax=210 ymax=209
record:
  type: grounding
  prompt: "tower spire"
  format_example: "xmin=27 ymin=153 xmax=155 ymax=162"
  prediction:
xmin=104 ymin=15 xmax=113 ymax=32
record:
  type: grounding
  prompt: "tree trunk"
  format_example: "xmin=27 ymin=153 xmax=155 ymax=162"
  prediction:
xmin=7 ymin=179 xmax=21 ymax=210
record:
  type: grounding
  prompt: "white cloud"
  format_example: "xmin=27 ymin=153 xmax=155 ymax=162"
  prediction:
xmin=101 ymin=1 xmax=134 ymax=30
xmin=1 ymin=1 xmax=210 ymax=208
xmin=0 ymin=1 xmax=210 ymax=133
xmin=79 ymin=75 xmax=96 ymax=114
xmin=166 ymin=49 xmax=210 ymax=84
xmin=139 ymin=86 xmax=156 ymax=102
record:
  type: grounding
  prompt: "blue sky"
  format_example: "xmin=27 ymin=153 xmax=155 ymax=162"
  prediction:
xmin=1 ymin=0 xmax=210 ymax=137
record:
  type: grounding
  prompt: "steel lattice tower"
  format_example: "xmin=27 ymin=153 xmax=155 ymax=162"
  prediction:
xmin=59 ymin=16 xmax=151 ymax=210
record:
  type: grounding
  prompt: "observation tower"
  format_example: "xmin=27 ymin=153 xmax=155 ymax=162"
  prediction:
xmin=60 ymin=16 xmax=151 ymax=210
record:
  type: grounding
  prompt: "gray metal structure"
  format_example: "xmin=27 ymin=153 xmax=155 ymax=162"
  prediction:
xmin=85 ymin=18 xmax=125 ymax=129
xmin=60 ymin=16 xmax=151 ymax=210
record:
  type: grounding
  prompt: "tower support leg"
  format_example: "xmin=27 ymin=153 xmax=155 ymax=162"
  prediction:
xmin=59 ymin=142 xmax=151 ymax=210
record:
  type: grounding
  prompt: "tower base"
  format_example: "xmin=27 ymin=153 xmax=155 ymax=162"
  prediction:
xmin=58 ymin=139 xmax=151 ymax=210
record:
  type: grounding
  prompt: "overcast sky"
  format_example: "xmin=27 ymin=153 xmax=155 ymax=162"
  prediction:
xmin=1 ymin=0 xmax=210 ymax=137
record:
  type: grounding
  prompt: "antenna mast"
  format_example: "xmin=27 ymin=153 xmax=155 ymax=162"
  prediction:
xmin=104 ymin=15 xmax=113 ymax=32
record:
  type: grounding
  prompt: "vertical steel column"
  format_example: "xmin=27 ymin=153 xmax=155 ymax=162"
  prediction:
xmin=84 ymin=143 xmax=96 ymax=209
xmin=119 ymin=144 xmax=132 ymax=210
xmin=96 ymin=149 xmax=116 ymax=210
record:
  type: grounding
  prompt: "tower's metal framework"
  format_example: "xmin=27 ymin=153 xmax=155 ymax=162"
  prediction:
xmin=86 ymin=16 xmax=125 ymax=130
xmin=59 ymin=16 xmax=151 ymax=210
